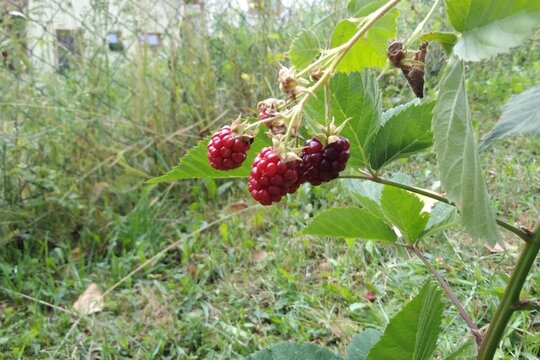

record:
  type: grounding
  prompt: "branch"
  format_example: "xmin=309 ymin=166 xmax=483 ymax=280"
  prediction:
xmin=513 ymin=299 xmax=540 ymax=311
xmin=411 ymin=246 xmax=484 ymax=349
xmin=341 ymin=174 xmax=532 ymax=243
xmin=478 ymin=229 xmax=540 ymax=359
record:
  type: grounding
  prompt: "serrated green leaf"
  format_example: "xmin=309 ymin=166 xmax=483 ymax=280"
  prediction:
xmin=246 ymin=342 xmax=343 ymax=360
xmin=347 ymin=329 xmax=382 ymax=360
xmin=446 ymin=0 xmax=540 ymax=61
xmin=432 ymin=56 xmax=500 ymax=244
xmin=419 ymin=32 xmax=458 ymax=55
xmin=347 ymin=0 xmax=377 ymax=15
xmin=304 ymin=71 xmax=382 ymax=168
xmin=480 ymin=86 xmax=540 ymax=151
xmin=368 ymin=99 xmax=435 ymax=170
xmin=380 ymin=186 xmax=429 ymax=243
xmin=289 ymin=29 xmax=321 ymax=70
xmin=421 ymin=202 xmax=459 ymax=238
xmin=301 ymin=207 xmax=397 ymax=243
xmin=365 ymin=282 xmax=443 ymax=360
xmin=147 ymin=131 xmax=271 ymax=183
xmin=342 ymin=179 xmax=384 ymax=218
xmin=330 ymin=1 xmax=399 ymax=73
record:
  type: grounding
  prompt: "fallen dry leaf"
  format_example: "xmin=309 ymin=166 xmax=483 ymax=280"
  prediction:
xmin=251 ymin=250 xmax=268 ymax=261
xmin=73 ymin=283 xmax=104 ymax=315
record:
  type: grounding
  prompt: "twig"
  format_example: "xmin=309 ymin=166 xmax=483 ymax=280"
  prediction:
xmin=340 ymin=174 xmax=532 ymax=244
xmin=0 ymin=286 xmax=75 ymax=315
xmin=478 ymin=229 xmax=540 ymax=359
xmin=411 ymin=246 xmax=484 ymax=349
xmin=512 ymin=299 xmax=540 ymax=311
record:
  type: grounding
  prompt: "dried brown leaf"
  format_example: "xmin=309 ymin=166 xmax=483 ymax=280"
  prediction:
xmin=73 ymin=283 xmax=104 ymax=315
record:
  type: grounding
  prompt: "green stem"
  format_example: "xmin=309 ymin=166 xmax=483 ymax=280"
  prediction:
xmin=477 ymin=230 xmax=540 ymax=359
xmin=341 ymin=175 xmax=532 ymax=244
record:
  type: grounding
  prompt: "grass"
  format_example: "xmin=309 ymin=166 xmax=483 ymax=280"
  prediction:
xmin=1 ymin=1 xmax=539 ymax=359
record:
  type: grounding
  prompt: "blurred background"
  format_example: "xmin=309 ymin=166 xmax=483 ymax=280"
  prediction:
xmin=0 ymin=0 xmax=538 ymax=358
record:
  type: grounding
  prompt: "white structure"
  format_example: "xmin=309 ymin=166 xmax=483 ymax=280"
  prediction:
xmin=2 ymin=0 xmax=207 ymax=70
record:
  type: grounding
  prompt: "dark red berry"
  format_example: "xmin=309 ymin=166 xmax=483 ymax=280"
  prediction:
xmin=248 ymin=147 xmax=300 ymax=206
xmin=299 ymin=137 xmax=350 ymax=185
xmin=258 ymin=105 xmax=277 ymax=128
xmin=207 ymin=126 xmax=251 ymax=170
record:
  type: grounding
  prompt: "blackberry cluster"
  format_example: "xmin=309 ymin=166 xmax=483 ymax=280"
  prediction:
xmin=207 ymin=123 xmax=351 ymax=206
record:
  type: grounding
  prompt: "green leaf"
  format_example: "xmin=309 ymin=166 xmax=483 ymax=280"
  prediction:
xmin=301 ymin=207 xmax=397 ymax=243
xmin=480 ymin=86 xmax=540 ymax=151
xmin=246 ymin=342 xmax=343 ymax=360
xmin=347 ymin=329 xmax=382 ymax=360
xmin=446 ymin=0 xmax=540 ymax=61
xmin=289 ymin=29 xmax=321 ymax=70
xmin=330 ymin=1 xmax=399 ymax=73
xmin=147 ymin=131 xmax=271 ymax=183
xmin=365 ymin=282 xmax=444 ymax=360
xmin=421 ymin=202 xmax=459 ymax=238
xmin=304 ymin=71 xmax=382 ymax=168
xmin=419 ymin=32 xmax=458 ymax=55
xmin=368 ymin=99 xmax=435 ymax=170
xmin=432 ymin=56 xmax=500 ymax=244
xmin=342 ymin=179 xmax=384 ymax=218
xmin=347 ymin=0 xmax=377 ymax=15
xmin=380 ymin=186 xmax=429 ymax=243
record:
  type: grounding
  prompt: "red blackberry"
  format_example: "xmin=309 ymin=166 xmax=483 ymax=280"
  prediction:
xmin=248 ymin=147 xmax=301 ymax=206
xmin=300 ymin=137 xmax=350 ymax=185
xmin=207 ymin=126 xmax=251 ymax=170
xmin=258 ymin=104 xmax=276 ymax=128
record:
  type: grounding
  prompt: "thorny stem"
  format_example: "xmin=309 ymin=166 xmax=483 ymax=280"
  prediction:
xmin=342 ymin=173 xmax=539 ymax=358
xmin=411 ymin=245 xmax=484 ymax=349
xmin=341 ymin=174 xmax=532 ymax=244
xmin=477 ymin=229 xmax=540 ymax=359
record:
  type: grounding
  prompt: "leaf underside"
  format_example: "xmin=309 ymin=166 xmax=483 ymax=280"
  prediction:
xmin=432 ymin=56 xmax=500 ymax=244
xmin=446 ymin=0 xmax=540 ymax=61
xmin=480 ymin=86 xmax=540 ymax=151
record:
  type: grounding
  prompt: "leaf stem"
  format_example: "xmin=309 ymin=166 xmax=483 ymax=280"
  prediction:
xmin=477 ymin=230 xmax=540 ymax=359
xmin=411 ymin=245 xmax=484 ymax=349
xmin=341 ymin=174 xmax=532 ymax=243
